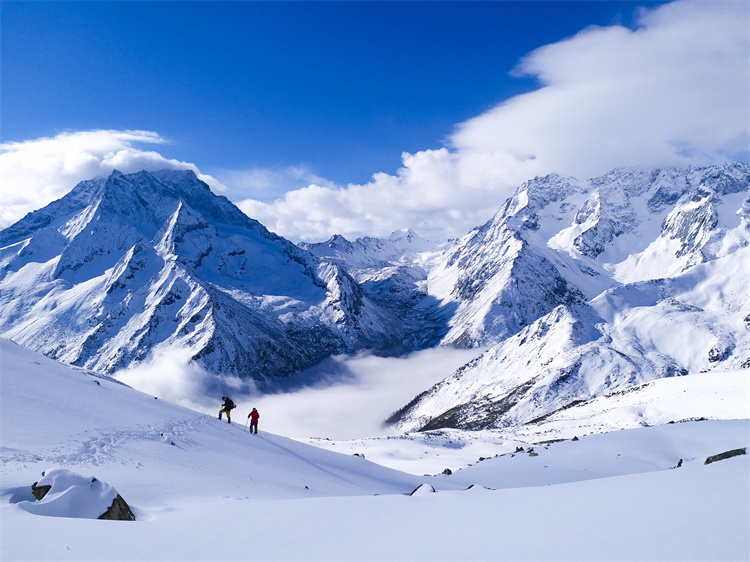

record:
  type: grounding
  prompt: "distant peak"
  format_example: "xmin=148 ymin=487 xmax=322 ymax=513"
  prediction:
xmin=325 ymin=234 xmax=354 ymax=248
xmin=389 ymin=228 xmax=422 ymax=242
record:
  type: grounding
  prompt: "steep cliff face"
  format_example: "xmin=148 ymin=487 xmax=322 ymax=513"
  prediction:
xmin=425 ymin=174 xmax=589 ymax=348
xmin=0 ymin=170 xmax=408 ymax=387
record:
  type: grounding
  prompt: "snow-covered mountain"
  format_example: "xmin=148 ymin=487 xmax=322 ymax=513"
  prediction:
xmin=1 ymin=163 xmax=748 ymax=426
xmin=300 ymin=228 xmax=438 ymax=269
xmin=427 ymin=163 xmax=750 ymax=347
xmin=0 ymin=170 xmax=426 ymax=389
xmin=389 ymin=163 xmax=750 ymax=431
xmin=301 ymin=229 xmax=449 ymax=351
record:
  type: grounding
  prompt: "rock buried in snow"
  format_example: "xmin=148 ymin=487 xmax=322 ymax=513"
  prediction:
xmin=31 ymin=482 xmax=51 ymax=501
xmin=704 ymin=448 xmax=747 ymax=465
xmin=410 ymin=483 xmax=436 ymax=496
xmin=99 ymin=493 xmax=136 ymax=521
xmin=26 ymin=468 xmax=135 ymax=521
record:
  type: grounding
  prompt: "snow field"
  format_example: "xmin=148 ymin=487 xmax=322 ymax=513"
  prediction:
xmin=2 ymin=338 xmax=748 ymax=560
xmin=3 ymin=454 xmax=747 ymax=561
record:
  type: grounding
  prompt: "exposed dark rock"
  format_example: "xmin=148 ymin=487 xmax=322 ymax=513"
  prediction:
xmin=708 ymin=346 xmax=731 ymax=362
xmin=704 ymin=448 xmax=747 ymax=465
xmin=99 ymin=494 xmax=136 ymax=521
xmin=409 ymin=483 xmax=436 ymax=496
xmin=31 ymin=482 xmax=51 ymax=501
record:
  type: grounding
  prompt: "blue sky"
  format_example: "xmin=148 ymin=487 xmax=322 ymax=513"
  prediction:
xmin=3 ymin=1 xmax=667 ymax=184
xmin=1 ymin=1 xmax=747 ymax=242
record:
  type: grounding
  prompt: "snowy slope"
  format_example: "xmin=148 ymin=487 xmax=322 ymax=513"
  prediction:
xmin=390 ymin=248 xmax=750 ymax=432
xmin=1 ymin=339 xmax=748 ymax=561
xmin=1 ymin=163 xmax=747 ymax=436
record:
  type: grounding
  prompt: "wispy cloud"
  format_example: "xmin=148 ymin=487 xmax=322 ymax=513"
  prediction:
xmin=0 ymin=130 xmax=227 ymax=228
xmin=113 ymin=347 xmax=258 ymax=412
xmin=213 ymin=166 xmax=339 ymax=202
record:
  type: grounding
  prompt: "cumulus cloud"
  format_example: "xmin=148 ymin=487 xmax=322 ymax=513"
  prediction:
xmin=237 ymin=0 xmax=749 ymax=243
xmin=452 ymin=0 xmax=749 ymax=177
xmin=0 ymin=129 xmax=227 ymax=228
xmin=2 ymin=2 xmax=746 ymax=244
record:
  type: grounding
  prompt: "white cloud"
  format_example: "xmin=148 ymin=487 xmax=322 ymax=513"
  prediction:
xmin=2 ymin=2 xmax=746 ymax=244
xmin=213 ymin=165 xmax=339 ymax=202
xmin=237 ymin=0 xmax=749 ymax=243
xmin=112 ymin=345 xmax=478 ymax=440
xmin=452 ymin=0 xmax=749 ymax=177
xmin=221 ymin=348 xmax=479 ymax=440
xmin=0 ymin=130 xmax=228 ymax=228
xmin=113 ymin=346 xmax=258 ymax=412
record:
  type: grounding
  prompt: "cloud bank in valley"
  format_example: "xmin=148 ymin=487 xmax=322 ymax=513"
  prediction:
xmin=1 ymin=1 xmax=747 ymax=243
xmin=237 ymin=0 xmax=749 ymax=243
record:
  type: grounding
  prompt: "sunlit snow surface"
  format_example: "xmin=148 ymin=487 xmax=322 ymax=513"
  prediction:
xmin=1 ymin=339 xmax=747 ymax=561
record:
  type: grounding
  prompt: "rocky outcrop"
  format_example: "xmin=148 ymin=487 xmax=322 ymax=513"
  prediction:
xmin=704 ymin=448 xmax=747 ymax=465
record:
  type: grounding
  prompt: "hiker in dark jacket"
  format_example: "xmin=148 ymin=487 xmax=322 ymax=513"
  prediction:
xmin=219 ymin=396 xmax=236 ymax=423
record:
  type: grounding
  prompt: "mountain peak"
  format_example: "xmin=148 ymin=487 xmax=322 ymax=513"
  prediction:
xmin=0 ymin=168 xmax=425 ymax=385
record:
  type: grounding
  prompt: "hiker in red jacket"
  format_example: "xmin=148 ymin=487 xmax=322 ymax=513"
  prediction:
xmin=248 ymin=408 xmax=260 ymax=434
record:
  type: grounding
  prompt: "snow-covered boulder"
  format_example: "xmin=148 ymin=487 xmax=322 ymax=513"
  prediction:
xmin=25 ymin=468 xmax=135 ymax=521
xmin=409 ymin=483 xmax=436 ymax=496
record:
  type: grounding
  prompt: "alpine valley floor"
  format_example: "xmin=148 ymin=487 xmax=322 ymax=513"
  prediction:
xmin=1 ymin=338 xmax=748 ymax=561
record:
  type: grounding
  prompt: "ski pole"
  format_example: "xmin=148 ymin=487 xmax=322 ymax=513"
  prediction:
xmin=244 ymin=418 xmax=249 ymax=432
